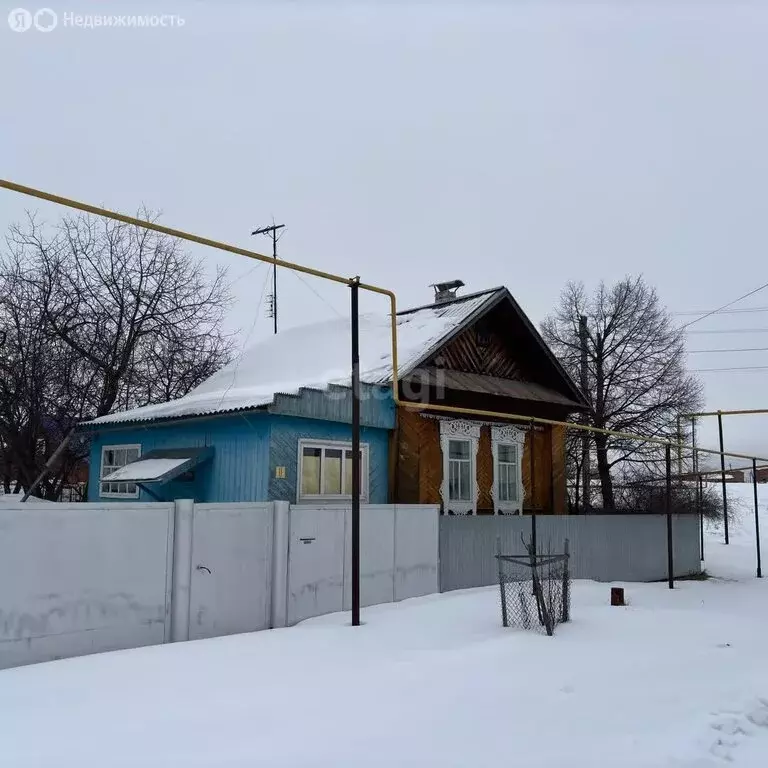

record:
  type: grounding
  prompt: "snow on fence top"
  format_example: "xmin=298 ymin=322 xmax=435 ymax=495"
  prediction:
xmin=87 ymin=288 xmax=501 ymax=426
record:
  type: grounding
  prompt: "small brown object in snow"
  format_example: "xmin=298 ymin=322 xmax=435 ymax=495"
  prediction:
xmin=611 ymin=587 xmax=625 ymax=606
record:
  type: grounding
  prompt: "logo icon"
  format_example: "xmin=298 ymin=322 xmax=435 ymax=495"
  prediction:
xmin=33 ymin=7 xmax=56 ymax=32
xmin=8 ymin=7 xmax=32 ymax=32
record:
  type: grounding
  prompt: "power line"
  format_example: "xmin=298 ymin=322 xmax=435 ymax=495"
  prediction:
xmin=679 ymin=281 xmax=768 ymax=329
xmin=216 ymin=267 xmax=272 ymax=409
xmin=675 ymin=306 xmax=768 ymax=316
xmin=686 ymin=328 xmax=768 ymax=335
xmin=688 ymin=347 xmax=768 ymax=354
xmin=693 ymin=365 xmax=768 ymax=372
xmin=289 ymin=269 xmax=345 ymax=318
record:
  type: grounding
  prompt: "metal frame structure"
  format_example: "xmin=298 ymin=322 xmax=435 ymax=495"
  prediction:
xmin=2 ymin=179 xmax=766 ymax=599
xmin=679 ymin=407 xmax=767 ymax=577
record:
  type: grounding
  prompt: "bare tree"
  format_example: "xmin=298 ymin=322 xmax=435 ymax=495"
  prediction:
xmin=541 ymin=277 xmax=703 ymax=510
xmin=7 ymin=211 xmax=233 ymax=417
xmin=0 ymin=211 xmax=234 ymax=497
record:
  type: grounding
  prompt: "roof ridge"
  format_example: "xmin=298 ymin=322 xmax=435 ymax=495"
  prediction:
xmin=397 ymin=286 xmax=504 ymax=316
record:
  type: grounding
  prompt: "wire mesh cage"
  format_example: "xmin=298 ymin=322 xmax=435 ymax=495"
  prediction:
xmin=495 ymin=537 xmax=571 ymax=636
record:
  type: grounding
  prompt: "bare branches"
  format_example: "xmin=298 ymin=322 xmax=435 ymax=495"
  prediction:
xmin=0 ymin=210 xmax=234 ymax=497
xmin=542 ymin=276 xmax=703 ymax=509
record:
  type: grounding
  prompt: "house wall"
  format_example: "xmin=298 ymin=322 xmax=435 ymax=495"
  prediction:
xmin=268 ymin=417 xmax=390 ymax=504
xmin=393 ymin=409 xmax=567 ymax=513
xmin=88 ymin=412 xmax=391 ymax=504
xmin=87 ymin=413 xmax=272 ymax=503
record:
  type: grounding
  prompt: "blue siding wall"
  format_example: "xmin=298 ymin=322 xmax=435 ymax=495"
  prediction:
xmin=268 ymin=416 xmax=389 ymax=504
xmin=87 ymin=411 xmax=390 ymax=504
xmin=88 ymin=413 xmax=271 ymax=503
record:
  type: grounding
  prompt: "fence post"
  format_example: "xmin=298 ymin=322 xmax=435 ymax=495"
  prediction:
xmin=753 ymin=459 xmax=762 ymax=579
xmin=271 ymin=501 xmax=290 ymax=628
xmin=562 ymin=538 xmax=570 ymax=623
xmin=496 ymin=537 xmax=508 ymax=628
xmin=665 ymin=445 xmax=674 ymax=590
xmin=170 ymin=499 xmax=194 ymax=642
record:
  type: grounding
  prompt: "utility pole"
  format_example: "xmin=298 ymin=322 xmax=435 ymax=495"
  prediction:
xmin=251 ymin=222 xmax=285 ymax=334
xmin=717 ymin=411 xmax=729 ymax=545
xmin=579 ymin=315 xmax=590 ymax=510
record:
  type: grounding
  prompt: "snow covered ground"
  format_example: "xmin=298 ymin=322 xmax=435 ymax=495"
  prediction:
xmin=1 ymin=485 xmax=767 ymax=767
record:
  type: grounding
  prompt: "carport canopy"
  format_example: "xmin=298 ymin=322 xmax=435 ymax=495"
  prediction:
xmin=101 ymin=447 xmax=213 ymax=485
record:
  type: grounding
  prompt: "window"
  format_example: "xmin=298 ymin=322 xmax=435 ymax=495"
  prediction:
xmin=298 ymin=440 xmax=369 ymax=501
xmin=491 ymin=426 xmax=525 ymax=514
xmin=448 ymin=439 xmax=472 ymax=502
xmin=100 ymin=444 xmax=141 ymax=498
xmin=496 ymin=443 xmax=519 ymax=503
xmin=439 ymin=420 xmax=480 ymax=514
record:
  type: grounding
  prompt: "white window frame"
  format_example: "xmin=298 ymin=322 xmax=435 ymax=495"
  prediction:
xmin=297 ymin=439 xmax=370 ymax=503
xmin=491 ymin=425 xmax=526 ymax=515
xmin=439 ymin=420 xmax=480 ymax=515
xmin=99 ymin=444 xmax=142 ymax=499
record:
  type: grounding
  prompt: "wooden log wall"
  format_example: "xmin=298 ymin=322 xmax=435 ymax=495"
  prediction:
xmin=392 ymin=410 xmax=568 ymax=514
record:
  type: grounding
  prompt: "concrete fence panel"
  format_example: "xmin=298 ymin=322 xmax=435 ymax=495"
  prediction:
xmin=343 ymin=505 xmax=396 ymax=610
xmin=188 ymin=503 xmax=274 ymax=640
xmin=0 ymin=502 xmax=174 ymax=669
xmin=287 ymin=505 xmax=346 ymax=626
xmin=288 ymin=504 xmax=441 ymax=625
xmin=394 ymin=505 xmax=440 ymax=601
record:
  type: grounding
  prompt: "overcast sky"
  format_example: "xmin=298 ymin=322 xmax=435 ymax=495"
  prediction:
xmin=3 ymin=0 xmax=768 ymax=459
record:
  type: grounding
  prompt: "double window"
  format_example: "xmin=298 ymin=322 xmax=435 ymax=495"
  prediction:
xmin=100 ymin=444 xmax=141 ymax=498
xmin=298 ymin=440 xmax=369 ymax=502
xmin=440 ymin=420 xmax=525 ymax=514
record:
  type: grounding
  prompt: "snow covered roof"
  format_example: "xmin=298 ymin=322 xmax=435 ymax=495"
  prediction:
xmin=87 ymin=288 xmax=502 ymax=427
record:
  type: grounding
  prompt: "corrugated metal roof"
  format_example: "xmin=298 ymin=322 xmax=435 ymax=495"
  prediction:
xmin=404 ymin=368 xmax=584 ymax=408
xmin=85 ymin=289 xmax=503 ymax=427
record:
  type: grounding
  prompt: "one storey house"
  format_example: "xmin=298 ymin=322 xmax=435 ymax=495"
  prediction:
xmin=82 ymin=285 xmax=588 ymax=514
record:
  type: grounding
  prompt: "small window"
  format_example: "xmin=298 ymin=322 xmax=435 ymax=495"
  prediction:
xmin=491 ymin=429 xmax=525 ymax=514
xmin=100 ymin=444 xmax=141 ymax=498
xmin=448 ymin=439 xmax=472 ymax=502
xmin=496 ymin=443 xmax=519 ymax=503
xmin=439 ymin=420 xmax=480 ymax=514
xmin=298 ymin=441 xmax=368 ymax=501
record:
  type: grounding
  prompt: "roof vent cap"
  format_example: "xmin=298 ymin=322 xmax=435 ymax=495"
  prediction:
xmin=430 ymin=279 xmax=465 ymax=304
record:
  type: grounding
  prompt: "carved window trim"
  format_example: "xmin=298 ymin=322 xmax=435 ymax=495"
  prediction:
xmin=490 ymin=425 xmax=526 ymax=515
xmin=439 ymin=420 xmax=480 ymax=515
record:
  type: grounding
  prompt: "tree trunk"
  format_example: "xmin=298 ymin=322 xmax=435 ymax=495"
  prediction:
xmin=594 ymin=434 xmax=615 ymax=509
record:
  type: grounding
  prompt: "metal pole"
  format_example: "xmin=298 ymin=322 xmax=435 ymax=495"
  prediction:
xmin=693 ymin=418 xmax=703 ymax=561
xmin=530 ymin=420 xmax=537 ymax=559
xmin=496 ymin=537 xmax=508 ymax=628
xmin=698 ymin=475 xmax=705 ymax=562
xmin=350 ymin=277 xmax=361 ymax=626
xmin=717 ymin=411 xmax=729 ymax=544
xmin=271 ymin=228 xmax=278 ymax=335
xmin=579 ymin=315 xmax=590 ymax=510
xmin=676 ymin=414 xmax=683 ymax=478
xmin=753 ymin=458 xmax=762 ymax=578
xmin=22 ymin=429 xmax=75 ymax=502
xmin=666 ymin=444 xmax=674 ymax=590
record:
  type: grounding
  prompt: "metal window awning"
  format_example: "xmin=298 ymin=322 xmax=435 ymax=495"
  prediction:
xmin=102 ymin=447 xmax=213 ymax=485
